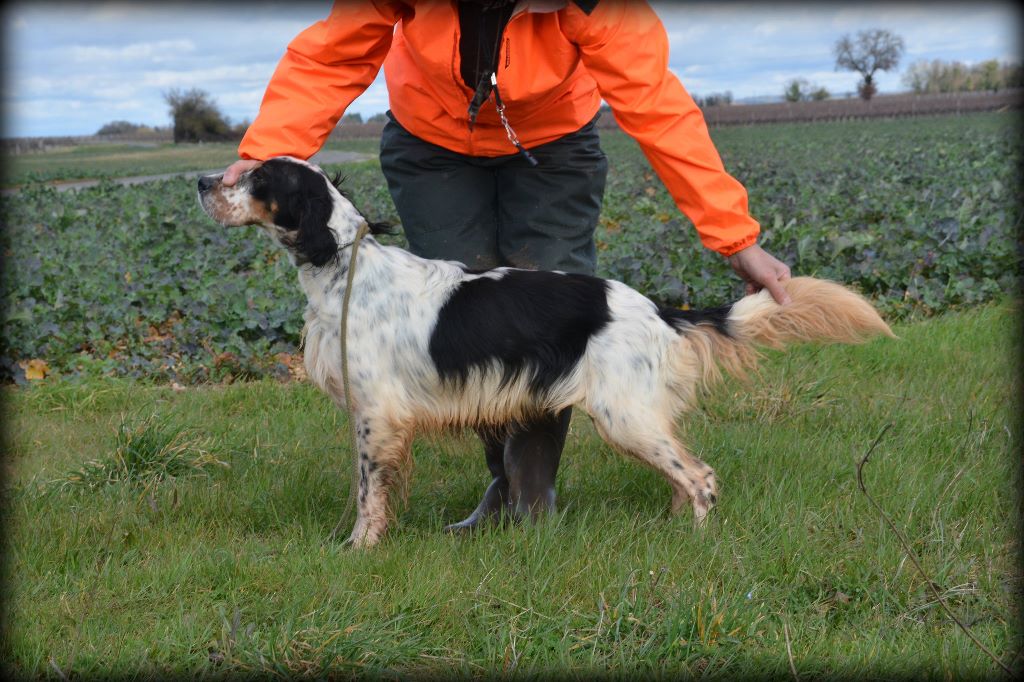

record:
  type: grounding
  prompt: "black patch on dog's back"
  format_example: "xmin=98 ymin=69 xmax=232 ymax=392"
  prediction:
xmin=429 ymin=270 xmax=611 ymax=395
xmin=658 ymin=305 xmax=733 ymax=337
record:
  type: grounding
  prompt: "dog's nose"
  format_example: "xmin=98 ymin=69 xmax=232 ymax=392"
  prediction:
xmin=197 ymin=175 xmax=218 ymax=192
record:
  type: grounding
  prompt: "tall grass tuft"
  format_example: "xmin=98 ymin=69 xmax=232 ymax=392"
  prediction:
xmin=52 ymin=413 xmax=227 ymax=491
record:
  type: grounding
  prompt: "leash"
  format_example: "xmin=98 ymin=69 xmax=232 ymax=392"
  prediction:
xmin=326 ymin=221 xmax=371 ymax=544
xmin=468 ymin=72 xmax=538 ymax=167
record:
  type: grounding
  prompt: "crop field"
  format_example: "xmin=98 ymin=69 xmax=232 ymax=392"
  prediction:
xmin=1 ymin=112 xmax=1019 ymax=385
xmin=1 ymin=112 xmax=1021 ymax=678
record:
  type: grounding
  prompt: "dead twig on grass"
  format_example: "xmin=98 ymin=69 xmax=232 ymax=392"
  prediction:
xmin=782 ymin=620 xmax=799 ymax=682
xmin=856 ymin=423 xmax=1013 ymax=676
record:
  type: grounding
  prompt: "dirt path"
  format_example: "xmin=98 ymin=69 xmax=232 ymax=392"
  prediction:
xmin=1 ymin=150 xmax=373 ymax=196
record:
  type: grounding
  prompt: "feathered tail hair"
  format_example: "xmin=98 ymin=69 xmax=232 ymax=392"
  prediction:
xmin=660 ymin=277 xmax=895 ymax=397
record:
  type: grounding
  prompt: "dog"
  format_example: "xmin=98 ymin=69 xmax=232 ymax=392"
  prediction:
xmin=198 ymin=156 xmax=893 ymax=547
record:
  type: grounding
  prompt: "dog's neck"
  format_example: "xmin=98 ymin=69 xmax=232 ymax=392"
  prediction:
xmin=295 ymin=228 xmax=378 ymax=324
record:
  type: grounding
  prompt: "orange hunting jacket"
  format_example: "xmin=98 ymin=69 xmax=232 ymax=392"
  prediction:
xmin=239 ymin=0 xmax=760 ymax=255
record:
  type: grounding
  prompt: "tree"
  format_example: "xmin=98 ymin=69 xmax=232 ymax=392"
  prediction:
xmin=834 ymin=29 xmax=905 ymax=100
xmin=96 ymin=120 xmax=143 ymax=135
xmin=694 ymin=91 xmax=732 ymax=107
xmin=783 ymin=78 xmax=808 ymax=102
xmin=783 ymin=79 xmax=830 ymax=103
xmin=164 ymin=88 xmax=231 ymax=143
xmin=340 ymin=112 xmax=364 ymax=125
xmin=366 ymin=112 xmax=389 ymax=123
xmin=902 ymin=58 xmax=1023 ymax=93
xmin=96 ymin=120 xmax=166 ymax=138
xmin=973 ymin=59 xmax=1002 ymax=91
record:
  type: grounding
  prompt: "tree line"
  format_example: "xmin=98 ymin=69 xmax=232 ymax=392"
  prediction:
xmin=902 ymin=59 xmax=1022 ymax=94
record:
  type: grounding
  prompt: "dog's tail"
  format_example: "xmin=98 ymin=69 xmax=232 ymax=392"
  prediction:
xmin=660 ymin=276 xmax=895 ymax=393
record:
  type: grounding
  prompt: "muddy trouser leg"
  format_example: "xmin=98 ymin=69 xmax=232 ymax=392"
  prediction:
xmin=379 ymin=112 xmax=608 ymax=530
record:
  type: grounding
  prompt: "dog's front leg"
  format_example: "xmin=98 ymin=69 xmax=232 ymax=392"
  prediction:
xmin=347 ymin=415 xmax=413 ymax=548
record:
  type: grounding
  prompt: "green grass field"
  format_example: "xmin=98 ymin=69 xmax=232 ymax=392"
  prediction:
xmin=3 ymin=301 xmax=1019 ymax=679
xmin=2 ymin=111 xmax=1020 ymax=677
xmin=1 ymin=139 xmax=378 ymax=188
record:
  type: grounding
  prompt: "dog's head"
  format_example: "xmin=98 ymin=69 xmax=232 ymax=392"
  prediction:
xmin=197 ymin=156 xmax=382 ymax=268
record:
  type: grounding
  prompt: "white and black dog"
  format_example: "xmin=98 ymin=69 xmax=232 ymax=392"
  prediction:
xmin=198 ymin=156 xmax=893 ymax=548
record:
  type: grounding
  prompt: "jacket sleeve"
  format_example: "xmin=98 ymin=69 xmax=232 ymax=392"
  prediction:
xmin=561 ymin=1 xmax=759 ymax=256
xmin=238 ymin=0 xmax=405 ymax=161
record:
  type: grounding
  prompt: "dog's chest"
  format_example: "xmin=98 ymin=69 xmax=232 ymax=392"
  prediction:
xmin=299 ymin=260 xmax=450 ymax=399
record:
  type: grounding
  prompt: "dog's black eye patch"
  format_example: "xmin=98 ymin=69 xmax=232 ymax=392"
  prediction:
xmin=251 ymin=159 xmax=340 ymax=267
xmin=253 ymin=160 xmax=331 ymax=228
xmin=429 ymin=270 xmax=612 ymax=395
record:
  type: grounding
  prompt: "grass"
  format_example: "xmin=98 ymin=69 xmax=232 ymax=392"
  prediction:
xmin=1 ymin=138 xmax=377 ymax=188
xmin=3 ymin=301 xmax=1020 ymax=679
xmin=54 ymin=413 xmax=228 ymax=492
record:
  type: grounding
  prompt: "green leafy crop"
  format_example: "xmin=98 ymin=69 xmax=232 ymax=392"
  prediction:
xmin=1 ymin=113 xmax=1019 ymax=384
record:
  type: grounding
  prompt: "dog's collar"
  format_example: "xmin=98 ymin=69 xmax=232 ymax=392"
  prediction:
xmin=337 ymin=222 xmax=371 ymax=252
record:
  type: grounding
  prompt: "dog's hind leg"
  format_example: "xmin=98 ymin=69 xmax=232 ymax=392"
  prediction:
xmin=587 ymin=406 xmax=717 ymax=526
xmin=347 ymin=415 xmax=414 ymax=548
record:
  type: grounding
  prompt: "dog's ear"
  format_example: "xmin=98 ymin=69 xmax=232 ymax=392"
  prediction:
xmin=292 ymin=196 xmax=338 ymax=268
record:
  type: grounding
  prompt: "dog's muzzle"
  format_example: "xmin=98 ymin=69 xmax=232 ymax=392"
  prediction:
xmin=197 ymin=175 xmax=219 ymax=193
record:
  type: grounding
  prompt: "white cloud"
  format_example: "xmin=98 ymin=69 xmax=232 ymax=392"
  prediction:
xmin=68 ymin=38 xmax=196 ymax=63
xmin=138 ymin=64 xmax=277 ymax=89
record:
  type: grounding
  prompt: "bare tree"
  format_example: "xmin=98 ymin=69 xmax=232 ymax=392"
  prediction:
xmin=164 ymin=88 xmax=232 ymax=143
xmin=834 ymin=29 xmax=905 ymax=100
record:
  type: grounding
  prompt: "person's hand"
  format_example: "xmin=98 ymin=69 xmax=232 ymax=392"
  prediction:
xmin=223 ymin=159 xmax=262 ymax=186
xmin=727 ymin=243 xmax=792 ymax=305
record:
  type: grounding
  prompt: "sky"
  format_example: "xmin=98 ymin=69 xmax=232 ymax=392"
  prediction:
xmin=2 ymin=1 xmax=1020 ymax=138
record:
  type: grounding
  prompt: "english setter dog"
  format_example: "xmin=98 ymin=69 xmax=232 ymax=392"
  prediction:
xmin=198 ymin=157 xmax=893 ymax=548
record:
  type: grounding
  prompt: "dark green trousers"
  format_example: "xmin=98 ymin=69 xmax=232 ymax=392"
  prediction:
xmin=379 ymin=112 xmax=607 ymax=275
xmin=378 ymin=112 xmax=608 ymax=526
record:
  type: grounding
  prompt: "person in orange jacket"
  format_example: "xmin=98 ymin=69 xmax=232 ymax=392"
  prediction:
xmin=222 ymin=0 xmax=791 ymax=532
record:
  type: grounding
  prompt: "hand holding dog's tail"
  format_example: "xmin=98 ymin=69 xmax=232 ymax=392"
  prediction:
xmin=661 ymin=277 xmax=894 ymax=393
xmin=728 ymin=276 xmax=895 ymax=349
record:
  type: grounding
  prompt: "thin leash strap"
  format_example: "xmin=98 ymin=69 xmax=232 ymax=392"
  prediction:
xmin=491 ymin=74 xmax=538 ymax=166
xmin=326 ymin=220 xmax=370 ymax=544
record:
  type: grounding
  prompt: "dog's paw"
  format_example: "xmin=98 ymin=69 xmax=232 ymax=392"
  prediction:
xmin=692 ymin=472 xmax=718 ymax=527
xmin=670 ymin=468 xmax=718 ymax=524
xmin=347 ymin=525 xmax=382 ymax=549
xmin=692 ymin=491 xmax=715 ymax=528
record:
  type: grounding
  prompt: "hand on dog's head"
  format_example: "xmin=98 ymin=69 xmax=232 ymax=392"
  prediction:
xmin=198 ymin=157 xmax=383 ymax=268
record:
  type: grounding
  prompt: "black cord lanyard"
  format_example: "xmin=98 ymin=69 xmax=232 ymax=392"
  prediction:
xmin=465 ymin=7 xmax=539 ymax=166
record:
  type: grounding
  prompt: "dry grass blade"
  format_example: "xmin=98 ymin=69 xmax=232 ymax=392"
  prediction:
xmin=783 ymin=621 xmax=799 ymax=682
xmin=856 ymin=423 xmax=1013 ymax=676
